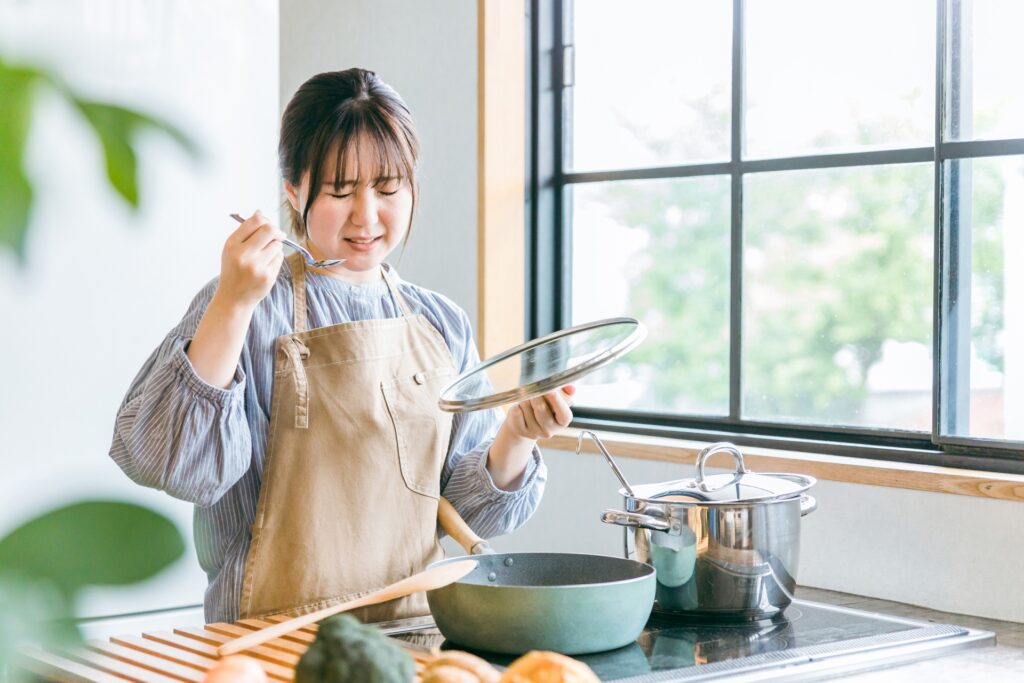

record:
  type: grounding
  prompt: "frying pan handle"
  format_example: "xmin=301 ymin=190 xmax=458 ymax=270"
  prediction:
xmin=438 ymin=496 xmax=495 ymax=555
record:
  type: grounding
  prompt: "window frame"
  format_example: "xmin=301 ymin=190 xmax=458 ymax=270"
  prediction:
xmin=527 ymin=0 xmax=1024 ymax=474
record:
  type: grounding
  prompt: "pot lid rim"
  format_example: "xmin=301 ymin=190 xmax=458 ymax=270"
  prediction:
xmin=623 ymin=472 xmax=817 ymax=505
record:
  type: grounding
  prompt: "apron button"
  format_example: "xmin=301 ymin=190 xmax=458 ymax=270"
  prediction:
xmin=413 ymin=372 xmax=426 ymax=385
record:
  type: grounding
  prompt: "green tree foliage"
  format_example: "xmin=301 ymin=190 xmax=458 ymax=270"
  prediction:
xmin=968 ymin=159 xmax=1010 ymax=373
xmin=741 ymin=163 xmax=933 ymax=422
xmin=584 ymin=176 xmax=731 ymax=415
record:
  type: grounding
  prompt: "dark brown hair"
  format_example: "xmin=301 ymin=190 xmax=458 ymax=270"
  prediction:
xmin=279 ymin=68 xmax=419 ymax=238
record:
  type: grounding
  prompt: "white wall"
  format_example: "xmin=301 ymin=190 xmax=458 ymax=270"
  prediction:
xmin=0 ymin=0 xmax=476 ymax=622
xmin=280 ymin=0 xmax=479 ymax=328
xmin=0 ymin=1 xmax=279 ymax=618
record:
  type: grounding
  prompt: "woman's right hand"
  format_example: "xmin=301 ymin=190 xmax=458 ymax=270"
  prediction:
xmin=216 ymin=211 xmax=286 ymax=308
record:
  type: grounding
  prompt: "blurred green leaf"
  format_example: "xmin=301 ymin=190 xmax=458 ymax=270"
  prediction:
xmin=0 ymin=164 xmax=33 ymax=263
xmin=71 ymin=101 xmax=142 ymax=206
xmin=0 ymin=501 xmax=185 ymax=671
xmin=71 ymin=101 xmax=199 ymax=209
xmin=0 ymin=55 xmax=199 ymax=263
xmin=0 ymin=501 xmax=185 ymax=595
xmin=0 ymin=577 xmax=78 ymax=670
xmin=0 ymin=59 xmax=40 ymax=260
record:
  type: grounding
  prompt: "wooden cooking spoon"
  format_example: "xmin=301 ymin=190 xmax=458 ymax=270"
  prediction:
xmin=217 ymin=558 xmax=477 ymax=656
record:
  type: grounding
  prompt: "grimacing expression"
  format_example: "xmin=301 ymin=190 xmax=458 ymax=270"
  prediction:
xmin=285 ymin=137 xmax=414 ymax=278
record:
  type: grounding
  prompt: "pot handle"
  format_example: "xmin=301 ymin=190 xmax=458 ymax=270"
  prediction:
xmin=601 ymin=509 xmax=672 ymax=531
xmin=800 ymin=494 xmax=817 ymax=516
xmin=695 ymin=442 xmax=748 ymax=490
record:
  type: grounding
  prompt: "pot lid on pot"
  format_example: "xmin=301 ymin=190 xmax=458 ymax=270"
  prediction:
xmin=630 ymin=442 xmax=815 ymax=504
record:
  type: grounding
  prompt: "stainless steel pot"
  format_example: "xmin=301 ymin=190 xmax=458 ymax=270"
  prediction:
xmin=601 ymin=442 xmax=817 ymax=621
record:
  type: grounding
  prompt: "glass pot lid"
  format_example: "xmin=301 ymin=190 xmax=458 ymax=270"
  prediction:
xmin=438 ymin=317 xmax=646 ymax=413
xmin=631 ymin=442 xmax=815 ymax=504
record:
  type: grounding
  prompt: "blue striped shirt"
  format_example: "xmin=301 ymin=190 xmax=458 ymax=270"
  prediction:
xmin=109 ymin=259 xmax=546 ymax=623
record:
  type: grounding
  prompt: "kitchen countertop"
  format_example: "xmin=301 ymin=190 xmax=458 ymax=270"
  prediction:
xmin=66 ymin=586 xmax=1023 ymax=681
xmin=796 ymin=586 xmax=1024 ymax=681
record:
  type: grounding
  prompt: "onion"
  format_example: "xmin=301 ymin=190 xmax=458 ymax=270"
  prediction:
xmin=203 ymin=655 xmax=268 ymax=683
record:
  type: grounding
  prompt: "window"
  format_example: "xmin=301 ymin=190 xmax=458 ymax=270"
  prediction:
xmin=529 ymin=0 xmax=1024 ymax=469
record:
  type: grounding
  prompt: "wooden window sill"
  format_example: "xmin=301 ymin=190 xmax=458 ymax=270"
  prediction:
xmin=541 ymin=429 xmax=1024 ymax=503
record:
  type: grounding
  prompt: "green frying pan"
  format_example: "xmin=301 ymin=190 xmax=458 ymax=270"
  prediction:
xmin=426 ymin=497 xmax=655 ymax=656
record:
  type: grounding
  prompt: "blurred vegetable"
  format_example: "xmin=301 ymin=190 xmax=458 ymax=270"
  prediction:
xmin=296 ymin=614 xmax=414 ymax=683
xmin=421 ymin=651 xmax=499 ymax=683
xmin=203 ymin=655 xmax=268 ymax=683
xmin=500 ymin=651 xmax=599 ymax=683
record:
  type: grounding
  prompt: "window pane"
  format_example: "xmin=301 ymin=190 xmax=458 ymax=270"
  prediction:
xmin=945 ymin=0 xmax=1024 ymax=141
xmin=569 ymin=0 xmax=732 ymax=172
xmin=942 ymin=156 xmax=1024 ymax=441
xmin=745 ymin=0 xmax=935 ymax=158
xmin=744 ymin=165 xmax=934 ymax=429
xmin=570 ymin=177 xmax=731 ymax=415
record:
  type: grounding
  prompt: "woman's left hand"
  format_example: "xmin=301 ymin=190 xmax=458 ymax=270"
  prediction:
xmin=503 ymin=385 xmax=576 ymax=441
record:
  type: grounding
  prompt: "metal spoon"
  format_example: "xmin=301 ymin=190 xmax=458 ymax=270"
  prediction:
xmin=229 ymin=213 xmax=345 ymax=268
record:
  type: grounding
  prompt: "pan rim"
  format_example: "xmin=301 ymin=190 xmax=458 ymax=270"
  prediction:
xmin=426 ymin=552 xmax=656 ymax=590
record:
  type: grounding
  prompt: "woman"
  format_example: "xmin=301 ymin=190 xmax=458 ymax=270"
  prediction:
xmin=110 ymin=68 xmax=572 ymax=623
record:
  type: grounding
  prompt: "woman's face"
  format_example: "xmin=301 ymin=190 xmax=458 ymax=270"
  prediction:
xmin=284 ymin=136 xmax=413 ymax=282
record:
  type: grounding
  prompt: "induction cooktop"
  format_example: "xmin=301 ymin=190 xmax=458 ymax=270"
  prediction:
xmin=380 ymin=599 xmax=995 ymax=682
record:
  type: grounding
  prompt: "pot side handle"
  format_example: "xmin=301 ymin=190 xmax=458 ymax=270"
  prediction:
xmin=800 ymin=495 xmax=817 ymax=516
xmin=601 ymin=509 xmax=672 ymax=531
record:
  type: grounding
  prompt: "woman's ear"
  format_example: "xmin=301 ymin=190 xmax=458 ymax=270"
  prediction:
xmin=283 ymin=180 xmax=301 ymax=212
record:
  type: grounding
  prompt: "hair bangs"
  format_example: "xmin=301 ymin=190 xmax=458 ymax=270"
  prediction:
xmin=326 ymin=108 xmax=416 ymax=191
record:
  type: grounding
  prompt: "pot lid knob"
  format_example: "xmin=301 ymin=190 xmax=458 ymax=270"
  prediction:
xmin=695 ymin=442 xmax=748 ymax=492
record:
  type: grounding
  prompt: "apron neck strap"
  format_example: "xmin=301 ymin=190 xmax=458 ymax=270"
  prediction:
xmin=288 ymin=253 xmax=309 ymax=333
xmin=288 ymin=255 xmax=414 ymax=332
xmin=382 ymin=263 xmax=413 ymax=317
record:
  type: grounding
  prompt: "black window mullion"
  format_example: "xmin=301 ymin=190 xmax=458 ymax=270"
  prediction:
xmin=528 ymin=0 xmax=566 ymax=341
xmin=939 ymin=0 xmax=974 ymax=440
xmin=932 ymin=0 xmax=945 ymax=443
xmin=559 ymin=0 xmax=573 ymax=333
xmin=729 ymin=0 xmax=745 ymax=422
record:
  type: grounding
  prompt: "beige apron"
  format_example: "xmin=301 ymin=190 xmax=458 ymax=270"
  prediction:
xmin=239 ymin=253 xmax=456 ymax=620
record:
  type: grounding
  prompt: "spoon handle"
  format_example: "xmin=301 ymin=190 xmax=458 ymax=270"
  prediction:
xmin=279 ymin=237 xmax=307 ymax=254
xmin=229 ymin=213 xmax=312 ymax=262
xmin=578 ymin=430 xmax=635 ymax=497
xmin=229 ymin=213 xmax=345 ymax=268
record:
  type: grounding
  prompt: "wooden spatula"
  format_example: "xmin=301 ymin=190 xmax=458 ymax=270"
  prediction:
xmin=217 ymin=558 xmax=477 ymax=656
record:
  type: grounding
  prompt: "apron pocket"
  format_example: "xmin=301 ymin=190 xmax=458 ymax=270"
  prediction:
xmin=381 ymin=366 xmax=455 ymax=499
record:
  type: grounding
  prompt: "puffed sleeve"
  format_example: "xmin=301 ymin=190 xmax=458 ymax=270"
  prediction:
xmin=438 ymin=307 xmax=547 ymax=539
xmin=109 ymin=279 xmax=252 ymax=508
